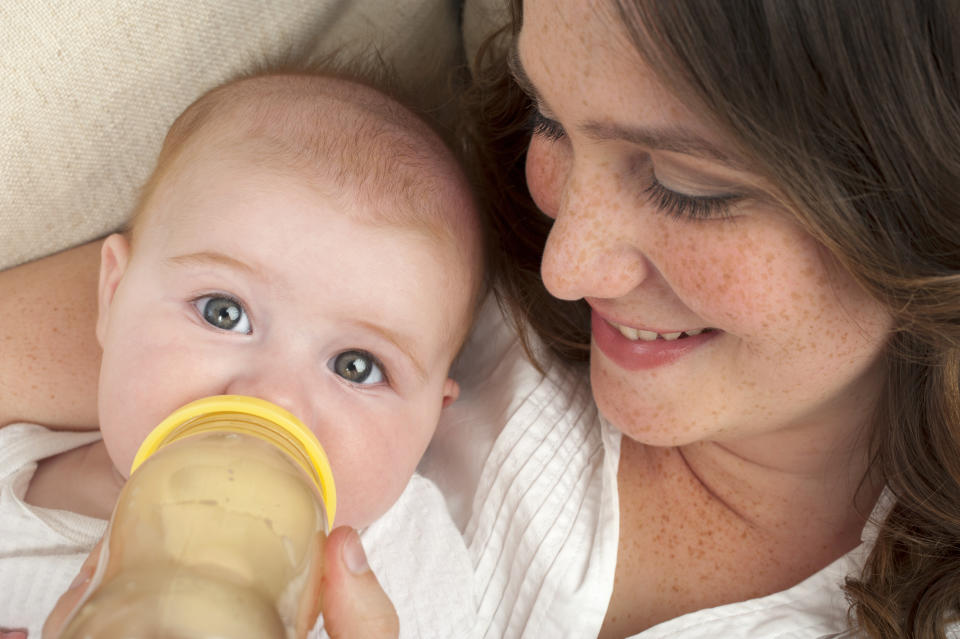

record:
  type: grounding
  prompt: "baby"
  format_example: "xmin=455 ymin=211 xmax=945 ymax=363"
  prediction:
xmin=0 ymin=69 xmax=484 ymax=637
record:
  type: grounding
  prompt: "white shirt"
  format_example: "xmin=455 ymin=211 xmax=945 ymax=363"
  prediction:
xmin=423 ymin=299 xmax=895 ymax=639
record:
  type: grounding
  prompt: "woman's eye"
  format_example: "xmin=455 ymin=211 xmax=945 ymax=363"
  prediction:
xmin=528 ymin=108 xmax=566 ymax=141
xmin=644 ymin=176 xmax=741 ymax=221
xmin=192 ymin=295 xmax=251 ymax=334
xmin=330 ymin=350 xmax=386 ymax=385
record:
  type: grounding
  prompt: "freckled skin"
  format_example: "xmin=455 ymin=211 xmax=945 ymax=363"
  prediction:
xmin=0 ymin=240 xmax=102 ymax=429
xmin=519 ymin=0 xmax=892 ymax=636
xmin=522 ymin=0 xmax=890 ymax=451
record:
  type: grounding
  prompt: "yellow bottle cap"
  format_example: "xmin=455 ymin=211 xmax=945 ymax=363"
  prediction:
xmin=131 ymin=395 xmax=336 ymax=527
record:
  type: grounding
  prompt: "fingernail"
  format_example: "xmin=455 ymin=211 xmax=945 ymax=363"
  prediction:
xmin=342 ymin=529 xmax=370 ymax=575
xmin=1 ymin=630 xmax=28 ymax=639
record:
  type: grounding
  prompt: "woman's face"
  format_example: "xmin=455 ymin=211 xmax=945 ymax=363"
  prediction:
xmin=518 ymin=0 xmax=892 ymax=446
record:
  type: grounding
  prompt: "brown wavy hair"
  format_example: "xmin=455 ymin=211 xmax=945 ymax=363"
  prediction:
xmin=461 ymin=3 xmax=590 ymax=367
xmin=464 ymin=1 xmax=960 ymax=636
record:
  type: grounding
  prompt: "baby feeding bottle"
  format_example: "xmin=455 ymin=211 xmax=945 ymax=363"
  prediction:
xmin=58 ymin=395 xmax=336 ymax=639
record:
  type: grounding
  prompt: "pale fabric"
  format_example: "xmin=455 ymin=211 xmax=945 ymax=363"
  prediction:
xmin=0 ymin=0 xmax=463 ymax=271
xmin=0 ymin=423 xmax=475 ymax=639
xmin=347 ymin=474 xmax=478 ymax=639
xmin=0 ymin=424 xmax=105 ymax=636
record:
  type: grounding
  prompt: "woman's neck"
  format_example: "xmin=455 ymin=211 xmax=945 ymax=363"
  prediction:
xmin=600 ymin=438 xmax=879 ymax=639
xmin=600 ymin=411 xmax=883 ymax=639
xmin=678 ymin=417 xmax=882 ymax=542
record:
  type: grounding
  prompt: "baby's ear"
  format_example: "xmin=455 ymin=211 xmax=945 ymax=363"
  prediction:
xmin=441 ymin=378 xmax=460 ymax=409
xmin=95 ymin=233 xmax=131 ymax=346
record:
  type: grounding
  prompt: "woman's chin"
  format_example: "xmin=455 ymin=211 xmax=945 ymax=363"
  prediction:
xmin=593 ymin=403 xmax=701 ymax=448
xmin=589 ymin=366 xmax=710 ymax=448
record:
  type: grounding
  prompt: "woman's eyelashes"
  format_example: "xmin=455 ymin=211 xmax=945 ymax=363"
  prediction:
xmin=644 ymin=176 xmax=741 ymax=221
xmin=329 ymin=350 xmax=387 ymax=386
xmin=528 ymin=108 xmax=566 ymax=141
xmin=192 ymin=295 xmax=252 ymax=334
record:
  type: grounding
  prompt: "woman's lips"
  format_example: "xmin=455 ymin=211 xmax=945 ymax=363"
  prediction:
xmin=591 ymin=310 xmax=718 ymax=370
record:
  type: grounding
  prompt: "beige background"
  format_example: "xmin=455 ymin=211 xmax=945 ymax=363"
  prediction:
xmin=0 ymin=0 xmax=469 ymax=271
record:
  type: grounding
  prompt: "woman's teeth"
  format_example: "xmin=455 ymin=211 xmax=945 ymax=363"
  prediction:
xmin=613 ymin=323 xmax=708 ymax=342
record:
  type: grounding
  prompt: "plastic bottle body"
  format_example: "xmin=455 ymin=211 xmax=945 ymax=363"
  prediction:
xmin=59 ymin=397 xmax=335 ymax=639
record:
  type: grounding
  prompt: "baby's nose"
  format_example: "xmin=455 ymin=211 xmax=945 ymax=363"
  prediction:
xmin=224 ymin=368 xmax=312 ymax=425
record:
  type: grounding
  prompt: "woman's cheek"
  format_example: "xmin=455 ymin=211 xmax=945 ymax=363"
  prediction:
xmin=525 ymin=136 xmax=567 ymax=218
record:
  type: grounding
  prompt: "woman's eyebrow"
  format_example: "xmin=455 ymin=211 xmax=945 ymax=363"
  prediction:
xmin=509 ymin=39 xmax=746 ymax=169
xmin=581 ymin=122 xmax=747 ymax=168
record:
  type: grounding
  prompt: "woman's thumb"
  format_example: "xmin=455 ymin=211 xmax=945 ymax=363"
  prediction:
xmin=321 ymin=526 xmax=399 ymax=639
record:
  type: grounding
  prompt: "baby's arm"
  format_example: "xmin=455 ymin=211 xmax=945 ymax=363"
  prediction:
xmin=0 ymin=240 xmax=102 ymax=429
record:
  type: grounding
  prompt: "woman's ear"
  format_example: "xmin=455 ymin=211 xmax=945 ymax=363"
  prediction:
xmin=95 ymin=233 xmax=131 ymax=346
xmin=441 ymin=378 xmax=460 ymax=409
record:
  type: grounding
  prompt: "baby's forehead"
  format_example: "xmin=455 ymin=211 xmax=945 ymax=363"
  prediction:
xmin=191 ymin=76 xmax=473 ymax=221
xmin=163 ymin=88 xmax=478 ymax=235
xmin=142 ymin=73 xmax=485 ymax=341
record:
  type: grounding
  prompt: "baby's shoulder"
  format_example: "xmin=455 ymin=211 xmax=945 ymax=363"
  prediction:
xmin=0 ymin=423 xmax=100 ymax=478
xmin=9 ymin=429 xmax=113 ymax=519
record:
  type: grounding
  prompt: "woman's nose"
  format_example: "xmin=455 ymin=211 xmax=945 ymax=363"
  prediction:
xmin=539 ymin=168 xmax=650 ymax=302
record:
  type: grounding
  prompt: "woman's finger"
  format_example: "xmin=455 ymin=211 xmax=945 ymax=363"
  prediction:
xmin=320 ymin=526 xmax=399 ymax=639
xmin=42 ymin=539 xmax=104 ymax=639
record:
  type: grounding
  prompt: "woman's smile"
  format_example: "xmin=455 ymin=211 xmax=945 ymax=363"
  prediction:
xmin=591 ymin=308 xmax=719 ymax=370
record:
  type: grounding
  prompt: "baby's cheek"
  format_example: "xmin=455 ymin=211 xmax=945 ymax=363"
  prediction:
xmin=331 ymin=444 xmax=414 ymax=529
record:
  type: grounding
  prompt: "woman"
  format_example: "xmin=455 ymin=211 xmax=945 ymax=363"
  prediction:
xmin=461 ymin=0 xmax=960 ymax=637
xmin=7 ymin=0 xmax=960 ymax=637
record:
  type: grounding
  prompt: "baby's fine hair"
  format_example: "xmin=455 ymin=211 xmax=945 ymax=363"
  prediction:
xmin=130 ymin=66 xmax=476 ymax=247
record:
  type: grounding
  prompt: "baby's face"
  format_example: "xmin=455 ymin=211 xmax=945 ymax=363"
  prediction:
xmin=95 ymin=145 xmax=476 ymax=528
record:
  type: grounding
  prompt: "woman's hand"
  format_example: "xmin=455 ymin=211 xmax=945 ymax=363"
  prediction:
xmin=42 ymin=527 xmax=398 ymax=639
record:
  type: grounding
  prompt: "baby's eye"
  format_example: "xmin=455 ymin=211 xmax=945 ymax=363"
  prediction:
xmin=192 ymin=295 xmax=251 ymax=334
xmin=329 ymin=350 xmax=386 ymax=385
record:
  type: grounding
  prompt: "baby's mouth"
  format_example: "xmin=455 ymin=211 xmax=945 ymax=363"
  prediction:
xmin=609 ymin=321 xmax=716 ymax=342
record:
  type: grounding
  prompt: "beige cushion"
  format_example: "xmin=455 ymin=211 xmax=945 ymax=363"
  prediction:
xmin=462 ymin=0 xmax=510 ymax=72
xmin=0 ymin=0 xmax=462 ymax=271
